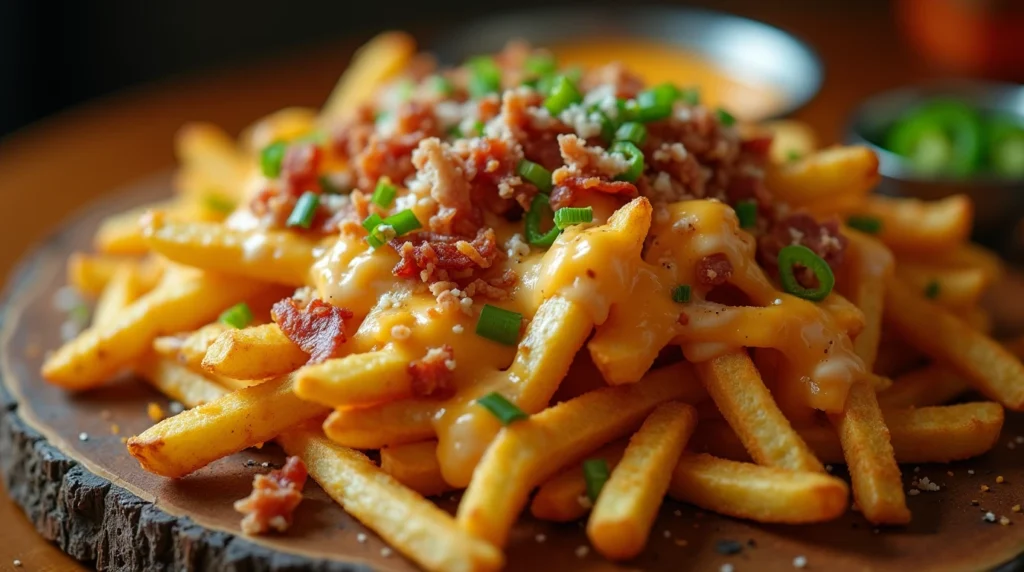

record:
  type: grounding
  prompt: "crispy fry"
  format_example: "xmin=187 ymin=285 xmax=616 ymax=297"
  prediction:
xmin=94 ymin=203 xmax=174 ymax=255
xmin=321 ymin=32 xmax=417 ymax=121
xmin=820 ymin=293 xmax=866 ymax=338
xmin=137 ymin=353 xmax=229 ymax=408
xmin=531 ymin=441 xmax=628 ymax=522
xmin=762 ymin=119 xmax=818 ymax=164
xmin=143 ymin=216 xmax=317 ymax=286
xmin=884 ymin=277 xmax=1024 ymax=410
xmin=842 ymin=230 xmax=894 ymax=369
xmin=764 ymin=145 xmax=879 ymax=206
xmin=877 ymin=363 xmax=971 ymax=409
xmin=915 ymin=242 xmax=1004 ymax=283
xmin=695 ymin=351 xmax=823 ymax=472
xmin=668 ymin=453 xmax=849 ymax=524
xmin=42 ymin=270 xmax=268 ymax=389
xmin=173 ymin=122 xmax=248 ymax=200
xmin=241 ymin=107 xmax=319 ymax=155
xmin=587 ymin=402 xmax=697 ymax=560
xmin=457 ymin=363 xmax=700 ymax=547
xmin=380 ymin=441 xmax=454 ymax=497
xmin=324 ymin=399 xmax=440 ymax=449
xmin=67 ymin=254 xmax=145 ymax=297
xmin=296 ymin=348 xmax=412 ymax=407
xmin=896 ymin=264 xmax=988 ymax=309
xmin=93 ymin=265 xmax=147 ymax=328
xmin=860 ymin=195 xmax=973 ymax=254
xmin=127 ymin=375 xmax=327 ymax=478
xmin=277 ymin=429 xmax=503 ymax=572
xmin=154 ymin=322 xmax=230 ymax=372
xmin=829 ymin=380 xmax=909 ymax=525
xmin=202 ymin=323 xmax=309 ymax=380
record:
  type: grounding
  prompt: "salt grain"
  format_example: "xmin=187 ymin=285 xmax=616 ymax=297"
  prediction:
xmin=535 ymin=534 xmax=546 ymax=543
xmin=663 ymin=530 xmax=671 ymax=538
xmin=78 ymin=432 xmax=89 ymax=442
xmin=793 ymin=555 xmax=808 ymax=568
xmin=452 ymin=324 xmax=465 ymax=334
xmin=908 ymin=489 xmax=920 ymax=496
xmin=720 ymin=564 xmax=735 ymax=572
xmin=674 ymin=509 xmax=682 ymax=517
xmin=1000 ymin=517 xmax=1012 ymax=526
xmin=169 ymin=402 xmax=185 ymax=415
xmin=575 ymin=545 xmax=589 ymax=558
xmin=356 ymin=533 xmax=367 ymax=543
xmin=968 ymin=469 xmax=976 ymax=475
xmin=380 ymin=548 xmax=392 ymax=557
xmin=984 ymin=512 xmax=997 ymax=522
xmin=13 ymin=560 xmax=22 ymax=567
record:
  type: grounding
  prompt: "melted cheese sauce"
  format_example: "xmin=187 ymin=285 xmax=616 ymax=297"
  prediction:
xmin=550 ymin=38 xmax=788 ymax=121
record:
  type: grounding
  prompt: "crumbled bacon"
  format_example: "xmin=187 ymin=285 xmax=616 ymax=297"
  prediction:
xmin=281 ymin=143 xmax=323 ymax=195
xmin=758 ymin=213 xmax=848 ymax=273
xmin=407 ymin=345 xmax=456 ymax=398
xmin=579 ymin=63 xmax=645 ymax=99
xmin=413 ymin=137 xmax=480 ymax=236
xmin=234 ymin=456 xmax=308 ymax=536
xmin=462 ymin=137 xmax=536 ymax=214
xmin=696 ymin=253 xmax=734 ymax=287
xmin=390 ymin=228 xmax=499 ymax=283
xmin=271 ymin=298 xmax=352 ymax=364
xmin=554 ymin=134 xmax=630 ymax=179
xmin=550 ymin=176 xmax=638 ymax=210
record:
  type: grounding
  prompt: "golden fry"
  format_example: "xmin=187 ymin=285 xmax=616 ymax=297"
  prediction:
xmin=761 ymin=119 xmax=818 ymax=164
xmin=380 ymin=441 xmax=455 ymax=497
xmin=241 ymin=107 xmax=319 ymax=155
xmin=154 ymin=322 xmax=230 ymax=372
xmin=321 ymin=32 xmax=417 ymax=120
xmin=764 ymin=145 xmax=879 ymax=206
xmin=877 ymin=364 xmax=971 ymax=409
xmin=93 ymin=265 xmax=146 ymax=327
xmin=531 ymin=441 xmax=628 ymax=522
xmin=860 ymin=195 xmax=973 ymax=254
xmin=324 ymin=399 xmax=440 ymax=449
xmin=67 ymin=253 xmax=141 ymax=297
xmin=127 ymin=375 xmax=327 ymax=477
xmin=277 ymin=429 xmax=503 ymax=572
xmin=202 ymin=323 xmax=308 ymax=380
xmin=915 ymin=241 xmax=1004 ymax=283
xmin=828 ymin=381 xmax=909 ymax=525
xmin=896 ymin=264 xmax=988 ymax=309
xmin=842 ymin=230 xmax=894 ymax=369
xmin=296 ymin=348 xmax=412 ymax=407
xmin=136 ymin=353 xmax=229 ymax=408
xmin=588 ymin=402 xmax=697 ymax=560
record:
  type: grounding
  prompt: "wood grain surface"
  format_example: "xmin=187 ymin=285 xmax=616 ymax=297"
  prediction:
xmin=0 ymin=5 xmax=981 ymax=571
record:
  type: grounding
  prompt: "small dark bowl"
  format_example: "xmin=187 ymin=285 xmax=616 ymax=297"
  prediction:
xmin=846 ymin=81 xmax=1024 ymax=253
xmin=427 ymin=6 xmax=822 ymax=120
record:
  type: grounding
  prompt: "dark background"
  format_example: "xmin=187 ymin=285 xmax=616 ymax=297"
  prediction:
xmin=0 ymin=0 xmax=887 ymax=138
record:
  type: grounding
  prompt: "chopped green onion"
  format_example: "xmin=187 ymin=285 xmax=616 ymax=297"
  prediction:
xmin=476 ymin=391 xmax=527 ymax=425
xmin=554 ymin=207 xmax=593 ymax=229
xmin=286 ymin=192 xmax=319 ymax=229
xmin=777 ymin=245 xmax=835 ymax=302
xmin=366 ymin=224 xmax=396 ymax=249
xmin=468 ymin=56 xmax=502 ymax=98
xmin=517 ymin=160 xmax=553 ymax=193
xmin=472 ymin=120 xmax=486 ymax=136
xmin=447 ymin=124 xmax=463 ymax=138
xmin=786 ymin=149 xmax=803 ymax=162
xmin=924 ymin=280 xmax=941 ymax=299
xmin=524 ymin=193 xmax=561 ymax=247
xmin=846 ymin=215 xmax=883 ymax=234
xmin=202 ymin=193 xmax=236 ymax=214
xmin=524 ymin=54 xmax=557 ymax=77
xmin=383 ymin=209 xmax=422 ymax=236
xmin=673 ymin=284 xmax=691 ymax=303
xmin=362 ymin=213 xmax=384 ymax=233
xmin=583 ymin=459 xmax=610 ymax=502
xmin=219 ymin=302 xmax=253 ymax=329
xmin=297 ymin=130 xmax=326 ymax=144
xmin=476 ymin=305 xmax=523 ymax=346
xmin=543 ymin=75 xmax=583 ymax=116
xmin=679 ymin=87 xmax=700 ymax=105
xmin=611 ymin=141 xmax=644 ymax=182
xmin=632 ymin=83 xmax=679 ymax=122
xmin=260 ymin=141 xmax=288 ymax=178
xmin=716 ymin=108 xmax=736 ymax=127
xmin=427 ymin=75 xmax=454 ymax=96
xmin=371 ymin=177 xmax=398 ymax=208
xmin=735 ymin=200 xmax=758 ymax=229
xmin=614 ymin=122 xmax=647 ymax=146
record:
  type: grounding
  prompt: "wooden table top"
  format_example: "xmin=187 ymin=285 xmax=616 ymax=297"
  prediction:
xmin=0 ymin=6 xmax=946 ymax=571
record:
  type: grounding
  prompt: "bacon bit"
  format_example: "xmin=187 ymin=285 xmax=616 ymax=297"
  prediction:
xmin=272 ymin=298 xmax=352 ymax=364
xmin=677 ymin=312 xmax=690 ymax=326
xmin=759 ymin=213 xmax=847 ymax=273
xmin=413 ymin=137 xmax=480 ymax=236
xmin=390 ymin=228 xmax=499 ymax=283
xmin=281 ymin=143 xmax=323 ymax=195
xmin=234 ymin=456 xmax=308 ymax=536
xmin=408 ymin=345 xmax=456 ymax=398
xmin=739 ymin=135 xmax=773 ymax=156
xmin=696 ymin=253 xmax=734 ymax=287
xmin=549 ymin=177 xmax=639 ymax=210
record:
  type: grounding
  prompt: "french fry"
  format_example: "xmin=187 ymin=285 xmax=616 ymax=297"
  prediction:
xmin=154 ymin=322 xmax=230 ymax=372
xmin=829 ymin=380 xmax=909 ymax=525
xmin=916 ymin=242 xmax=1004 ymax=283
xmin=877 ymin=363 xmax=971 ymax=409
xmin=694 ymin=402 xmax=1003 ymax=464
xmin=241 ymin=107 xmax=319 ymax=156
xmin=296 ymin=348 xmax=412 ymax=407
xmin=324 ymin=399 xmax=440 ymax=449
xmin=68 ymin=254 xmax=138 ymax=297
xmin=531 ymin=441 xmax=628 ymax=522
xmin=859 ymin=195 xmax=973 ymax=254
xmin=842 ymin=230 xmax=894 ymax=370
xmin=884 ymin=277 xmax=1024 ymax=410
xmin=93 ymin=265 xmax=146 ymax=328
xmin=94 ymin=203 xmax=174 ymax=255
xmin=668 ymin=453 xmax=849 ymax=524
xmin=762 ymin=119 xmax=818 ymax=164
xmin=456 ymin=364 xmax=700 ymax=548
xmin=695 ymin=351 xmax=823 ymax=472
xmin=820 ymin=293 xmax=866 ymax=339
xmin=958 ymin=306 xmax=993 ymax=334
xmin=42 ymin=270 xmax=268 ymax=389
xmin=136 ymin=353 xmax=229 ymax=408
xmin=896 ymin=264 xmax=988 ymax=309
xmin=277 ymin=429 xmax=503 ymax=572
xmin=587 ymin=402 xmax=697 ymax=560
xmin=143 ymin=215 xmax=317 ymax=286
xmin=173 ymin=122 xmax=248 ymax=200
xmin=127 ymin=375 xmax=328 ymax=478
xmin=764 ymin=145 xmax=879 ymax=206
xmin=202 ymin=323 xmax=308 ymax=380
xmin=380 ymin=441 xmax=454 ymax=497
xmin=321 ymin=32 xmax=417 ymax=121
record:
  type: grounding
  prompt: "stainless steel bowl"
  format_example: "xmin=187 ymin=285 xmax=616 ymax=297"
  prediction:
xmin=427 ymin=6 xmax=822 ymax=120
xmin=846 ymin=81 xmax=1024 ymax=253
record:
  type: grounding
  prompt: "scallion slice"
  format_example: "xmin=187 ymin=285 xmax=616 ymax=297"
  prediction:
xmin=371 ymin=177 xmax=397 ymax=208
xmin=673 ymin=285 xmax=691 ymax=303
xmin=427 ymin=75 xmax=454 ymax=96
xmin=476 ymin=392 xmax=527 ymax=425
xmin=679 ymin=87 xmax=700 ymax=105
xmin=846 ymin=215 xmax=883 ymax=234
xmin=476 ymin=304 xmax=523 ymax=346
xmin=543 ymin=75 xmax=583 ymax=116
xmin=553 ymin=206 xmax=593 ymax=229
xmin=260 ymin=141 xmax=288 ymax=178
xmin=787 ymin=149 xmax=802 ymax=162
xmin=583 ymin=459 xmax=610 ymax=502
xmin=219 ymin=302 xmax=253 ymax=329
xmin=468 ymin=56 xmax=502 ymax=98
xmin=716 ymin=108 xmax=736 ymax=127
xmin=524 ymin=193 xmax=561 ymax=247
xmin=384 ymin=209 xmax=422 ymax=236
xmin=286 ymin=192 xmax=319 ymax=229
xmin=735 ymin=200 xmax=758 ymax=229
xmin=924 ymin=280 xmax=941 ymax=299
xmin=632 ymin=83 xmax=679 ymax=122
xmin=524 ymin=54 xmax=556 ymax=77
xmin=614 ymin=122 xmax=647 ymax=146
xmin=612 ymin=141 xmax=644 ymax=182
xmin=777 ymin=245 xmax=835 ymax=302
xmin=203 ymin=193 xmax=236 ymax=214
xmin=517 ymin=160 xmax=553 ymax=193
xmin=362 ymin=213 xmax=384 ymax=233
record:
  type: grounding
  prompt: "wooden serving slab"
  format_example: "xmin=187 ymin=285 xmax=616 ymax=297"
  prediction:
xmin=2 ymin=174 xmax=1024 ymax=572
